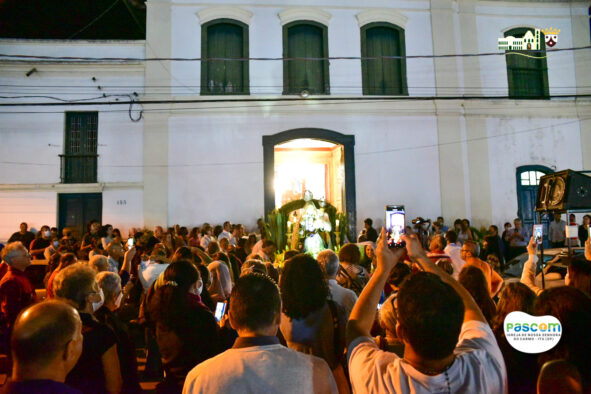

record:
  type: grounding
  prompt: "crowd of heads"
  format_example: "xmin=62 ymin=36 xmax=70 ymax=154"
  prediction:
xmin=0 ymin=214 xmax=589 ymax=393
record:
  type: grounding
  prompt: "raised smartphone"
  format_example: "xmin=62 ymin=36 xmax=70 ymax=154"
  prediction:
xmin=533 ymin=224 xmax=543 ymax=245
xmin=386 ymin=205 xmax=406 ymax=248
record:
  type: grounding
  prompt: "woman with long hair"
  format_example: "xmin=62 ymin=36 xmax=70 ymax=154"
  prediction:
xmin=458 ymin=265 xmax=496 ymax=325
xmin=279 ymin=254 xmax=349 ymax=393
xmin=147 ymin=260 xmax=221 ymax=392
xmin=492 ymin=282 xmax=537 ymax=394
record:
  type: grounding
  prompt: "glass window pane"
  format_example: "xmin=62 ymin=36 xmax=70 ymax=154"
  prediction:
xmin=529 ymin=171 xmax=537 ymax=185
xmin=521 ymin=172 xmax=530 ymax=185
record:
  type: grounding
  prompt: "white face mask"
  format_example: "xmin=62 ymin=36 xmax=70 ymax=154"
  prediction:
xmin=44 ymin=230 xmax=51 ymax=237
xmin=191 ymin=281 xmax=203 ymax=296
xmin=114 ymin=291 xmax=123 ymax=309
xmin=92 ymin=288 xmax=105 ymax=312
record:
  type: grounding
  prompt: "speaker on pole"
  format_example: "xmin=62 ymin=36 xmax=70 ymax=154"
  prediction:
xmin=535 ymin=169 xmax=591 ymax=212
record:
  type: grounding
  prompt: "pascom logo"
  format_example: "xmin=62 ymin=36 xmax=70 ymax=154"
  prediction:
xmin=504 ymin=311 xmax=562 ymax=354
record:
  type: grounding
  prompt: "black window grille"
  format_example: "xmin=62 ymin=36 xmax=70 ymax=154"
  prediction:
xmin=60 ymin=112 xmax=98 ymax=183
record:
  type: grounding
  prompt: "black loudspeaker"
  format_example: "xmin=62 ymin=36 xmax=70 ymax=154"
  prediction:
xmin=536 ymin=170 xmax=591 ymax=212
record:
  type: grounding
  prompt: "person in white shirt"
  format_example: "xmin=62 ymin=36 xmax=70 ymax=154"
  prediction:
xmin=139 ymin=245 xmax=169 ymax=292
xmin=347 ymin=228 xmax=507 ymax=394
xmin=317 ymin=249 xmax=357 ymax=318
xmin=200 ymin=224 xmax=213 ymax=250
xmin=548 ymin=213 xmax=567 ymax=248
xmin=443 ymin=230 xmax=465 ymax=279
xmin=217 ymin=221 xmax=233 ymax=243
xmin=183 ymin=273 xmax=337 ymax=394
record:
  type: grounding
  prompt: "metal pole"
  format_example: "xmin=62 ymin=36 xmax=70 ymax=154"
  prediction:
xmin=539 ymin=211 xmax=545 ymax=290
xmin=567 ymin=210 xmax=572 ymax=257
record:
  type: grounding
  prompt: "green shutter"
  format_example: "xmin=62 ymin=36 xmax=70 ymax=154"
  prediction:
xmin=505 ymin=28 xmax=549 ymax=99
xmin=201 ymin=19 xmax=249 ymax=95
xmin=283 ymin=22 xmax=329 ymax=94
xmin=361 ymin=23 xmax=407 ymax=96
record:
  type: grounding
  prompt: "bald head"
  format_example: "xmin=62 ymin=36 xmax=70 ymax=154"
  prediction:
xmin=11 ymin=300 xmax=81 ymax=368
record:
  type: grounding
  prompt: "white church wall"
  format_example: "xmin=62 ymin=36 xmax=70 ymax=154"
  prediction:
xmin=0 ymin=192 xmax=57 ymax=242
xmin=474 ymin=4 xmax=577 ymax=96
xmin=102 ymin=188 xmax=144 ymax=237
xmin=169 ymin=1 xmax=436 ymax=97
xmin=167 ymin=112 xmax=442 ymax=232
xmin=486 ymin=116 xmax=583 ymax=229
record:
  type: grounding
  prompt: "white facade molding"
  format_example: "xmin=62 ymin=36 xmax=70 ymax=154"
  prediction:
xmin=356 ymin=9 xmax=408 ymax=29
xmin=0 ymin=182 xmax=143 ymax=193
xmin=278 ymin=8 xmax=332 ymax=26
xmin=197 ymin=7 xmax=254 ymax=26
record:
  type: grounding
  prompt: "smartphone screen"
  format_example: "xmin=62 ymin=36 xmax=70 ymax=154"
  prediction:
xmin=533 ymin=224 xmax=543 ymax=245
xmin=127 ymin=238 xmax=134 ymax=250
xmin=386 ymin=205 xmax=405 ymax=247
xmin=214 ymin=302 xmax=226 ymax=322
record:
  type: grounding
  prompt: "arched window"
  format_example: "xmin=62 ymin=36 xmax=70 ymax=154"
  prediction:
xmin=283 ymin=21 xmax=329 ymax=95
xmin=504 ymin=27 xmax=549 ymax=98
xmin=201 ymin=19 xmax=249 ymax=95
xmin=361 ymin=22 xmax=407 ymax=95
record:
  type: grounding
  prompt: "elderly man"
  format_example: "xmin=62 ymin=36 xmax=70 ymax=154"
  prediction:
xmin=317 ymin=250 xmax=357 ymax=318
xmin=105 ymin=242 xmax=123 ymax=273
xmin=461 ymin=240 xmax=503 ymax=297
xmin=89 ymin=255 xmax=110 ymax=273
xmin=0 ymin=242 xmax=36 ymax=353
xmin=2 ymin=300 xmax=83 ymax=393
xmin=183 ymin=274 xmax=337 ymax=393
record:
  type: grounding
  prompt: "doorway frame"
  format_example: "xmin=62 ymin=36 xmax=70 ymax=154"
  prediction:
xmin=263 ymin=128 xmax=356 ymax=238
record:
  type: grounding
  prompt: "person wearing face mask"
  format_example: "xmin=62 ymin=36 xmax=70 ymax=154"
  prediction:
xmin=147 ymin=260 xmax=221 ymax=392
xmin=95 ymin=271 xmax=142 ymax=394
xmin=29 ymin=225 xmax=52 ymax=259
xmin=53 ymin=263 xmax=123 ymax=394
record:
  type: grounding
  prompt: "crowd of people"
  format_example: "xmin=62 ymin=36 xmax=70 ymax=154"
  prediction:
xmin=0 ymin=214 xmax=589 ymax=394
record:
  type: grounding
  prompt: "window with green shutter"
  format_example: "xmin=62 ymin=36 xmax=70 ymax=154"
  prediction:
xmin=505 ymin=28 xmax=549 ymax=99
xmin=61 ymin=112 xmax=98 ymax=184
xmin=201 ymin=19 xmax=249 ymax=95
xmin=283 ymin=21 xmax=330 ymax=95
xmin=361 ymin=23 xmax=408 ymax=95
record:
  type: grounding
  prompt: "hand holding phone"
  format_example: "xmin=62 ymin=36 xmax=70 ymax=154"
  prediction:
xmin=127 ymin=237 xmax=134 ymax=250
xmin=386 ymin=205 xmax=406 ymax=248
xmin=533 ymin=224 xmax=543 ymax=245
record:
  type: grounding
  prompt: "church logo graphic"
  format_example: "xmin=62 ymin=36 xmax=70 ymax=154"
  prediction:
xmin=498 ymin=27 xmax=559 ymax=50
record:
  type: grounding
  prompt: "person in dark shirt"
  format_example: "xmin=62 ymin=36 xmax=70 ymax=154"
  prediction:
xmin=579 ymin=215 xmax=590 ymax=245
xmin=0 ymin=242 xmax=36 ymax=354
xmin=29 ymin=225 xmax=52 ymax=260
xmin=7 ymin=223 xmax=35 ymax=251
xmin=53 ymin=263 xmax=122 ymax=394
xmin=147 ymin=260 xmax=221 ymax=392
xmin=95 ymin=271 xmax=142 ymax=394
xmin=80 ymin=220 xmax=102 ymax=259
xmin=364 ymin=218 xmax=378 ymax=243
xmin=1 ymin=300 xmax=83 ymax=394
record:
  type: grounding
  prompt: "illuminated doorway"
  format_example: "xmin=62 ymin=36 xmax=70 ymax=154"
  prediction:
xmin=274 ymin=139 xmax=345 ymax=212
xmin=263 ymin=128 xmax=356 ymax=237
